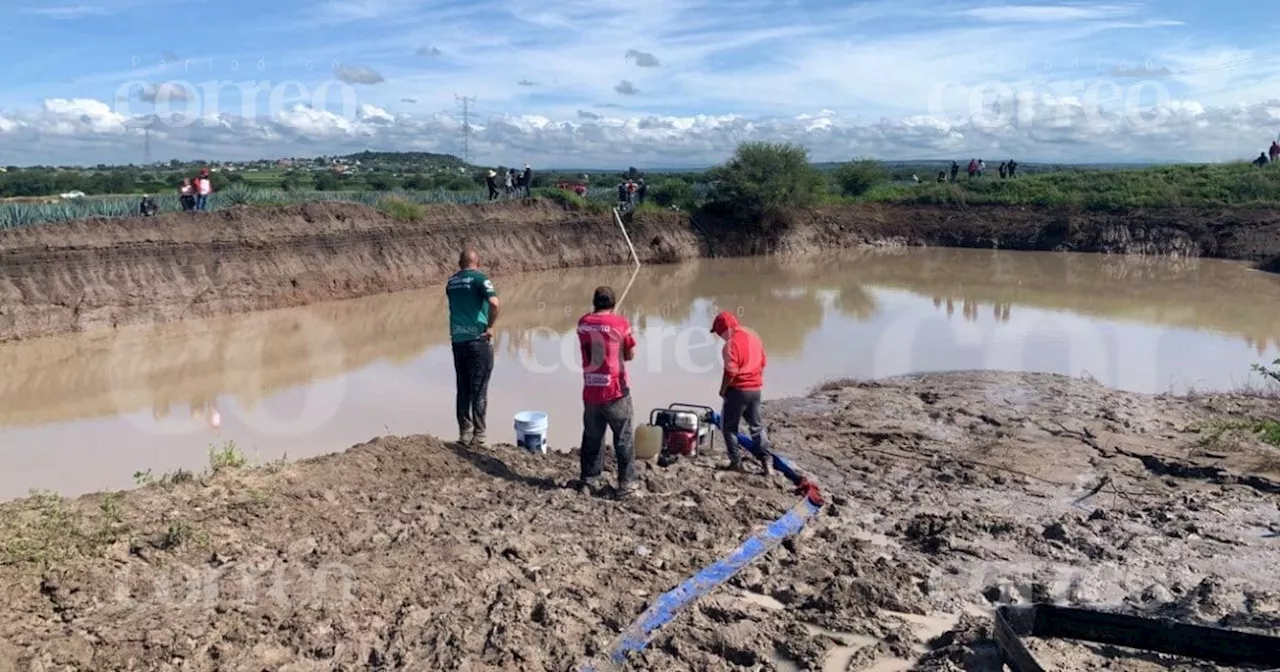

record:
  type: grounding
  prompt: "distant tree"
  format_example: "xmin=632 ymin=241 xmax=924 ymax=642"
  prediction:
xmin=367 ymin=173 xmax=397 ymax=191
xmin=705 ymin=141 xmax=825 ymax=224
xmin=833 ymin=158 xmax=889 ymax=197
xmin=445 ymin=175 xmax=477 ymax=191
xmin=399 ymin=173 xmax=430 ymax=190
xmin=649 ymin=178 xmax=695 ymax=209
xmin=314 ymin=172 xmax=342 ymax=191
xmin=100 ymin=171 xmax=135 ymax=194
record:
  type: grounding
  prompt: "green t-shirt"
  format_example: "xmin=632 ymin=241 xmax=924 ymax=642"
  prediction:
xmin=446 ymin=268 xmax=498 ymax=342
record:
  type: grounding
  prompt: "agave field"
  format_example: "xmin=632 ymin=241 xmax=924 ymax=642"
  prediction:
xmin=0 ymin=184 xmax=621 ymax=229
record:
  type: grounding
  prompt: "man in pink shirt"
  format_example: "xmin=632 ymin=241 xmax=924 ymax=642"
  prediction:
xmin=576 ymin=286 xmax=639 ymax=499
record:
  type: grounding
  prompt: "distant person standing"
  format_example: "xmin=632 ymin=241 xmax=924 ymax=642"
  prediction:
xmin=505 ymin=169 xmax=515 ymax=197
xmin=1007 ymin=159 xmax=1018 ymax=178
xmin=1270 ymin=141 xmax=1279 ymax=164
xmin=711 ymin=310 xmax=772 ymax=475
xmin=447 ymin=249 xmax=501 ymax=447
xmin=521 ymin=163 xmax=533 ymax=197
xmin=977 ymin=159 xmax=986 ymax=177
xmin=195 ymin=169 xmax=212 ymax=210
xmin=967 ymin=159 xmax=977 ymax=180
xmin=575 ymin=286 xmax=639 ymax=499
xmin=179 ymin=178 xmax=196 ymax=211
xmin=998 ymin=162 xmax=1007 ymax=179
xmin=485 ymin=170 xmax=499 ymax=200
xmin=950 ymin=161 xmax=960 ymax=182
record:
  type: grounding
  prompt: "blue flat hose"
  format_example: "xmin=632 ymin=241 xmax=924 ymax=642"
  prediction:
xmin=738 ymin=432 xmax=804 ymax=486
xmin=579 ymin=496 xmax=822 ymax=671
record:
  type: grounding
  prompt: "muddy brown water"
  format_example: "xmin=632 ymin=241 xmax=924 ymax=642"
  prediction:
xmin=2 ymin=247 xmax=1278 ymax=502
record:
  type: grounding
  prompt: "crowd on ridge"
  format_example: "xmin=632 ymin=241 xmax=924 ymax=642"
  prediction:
xmin=936 ymin=159 xmax=1019 ymax=183
xmin=138 ymin=167 xmax=214 ymax=216
xmin=485 ymin=164 xmax=534 ymax=200
xmin=1253 ymin=139 xmax=1280 ymax=166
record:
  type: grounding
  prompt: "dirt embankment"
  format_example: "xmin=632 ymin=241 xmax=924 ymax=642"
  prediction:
xmin=0 ymin=200 xmax=703 ymax=343
xmin=1 ymin=371 xmax=1278 ymax=670
xmin=4 ymin=200 xmax=1280 ymax=342
xmin=751 ymin=203 xmax=1280 ymax=260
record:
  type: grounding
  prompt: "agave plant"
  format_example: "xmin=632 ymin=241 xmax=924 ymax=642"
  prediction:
xmin=215 ymin=184 xmax=264 ymax=206
xmin=0 ymin=204 xmax=40 ymax=228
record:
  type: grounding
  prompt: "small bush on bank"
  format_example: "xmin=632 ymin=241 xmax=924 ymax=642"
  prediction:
xmin=532 ymin=186 xmax=585 ymax=208
xmin=704 ymin=141 xmax=827 ymax=227
xmin=833 ymin=159 xmax=890 ymax=197
xmin=648 ymin=178 xmax=696 ymax=210
xmin=376 ymin=197 xmax=425 ymax=221
xmin=532 ymin=187 xmax=611 ymax=213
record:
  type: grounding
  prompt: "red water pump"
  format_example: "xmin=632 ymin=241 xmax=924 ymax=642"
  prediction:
xmin=649 ymin=404 xmax=717 ymax=462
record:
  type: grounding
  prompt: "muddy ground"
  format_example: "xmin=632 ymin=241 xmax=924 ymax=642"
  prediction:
xmin=1 ymin=371 xmax=1278 ymax=671
xmin=3 ymin=199 xmax=1280 ymax=341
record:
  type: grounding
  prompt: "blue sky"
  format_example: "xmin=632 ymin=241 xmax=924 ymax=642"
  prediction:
xmin=1 ymin=0 xmax=1279 ymax=166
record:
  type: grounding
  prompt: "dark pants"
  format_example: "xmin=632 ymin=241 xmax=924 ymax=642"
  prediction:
xmin=580 ymin=394 xmax=636 ymax=485
xmin=722 ymin=388 xmax=768 ymax=462
xmin=452 ymin=339 xmax=493 ymax=439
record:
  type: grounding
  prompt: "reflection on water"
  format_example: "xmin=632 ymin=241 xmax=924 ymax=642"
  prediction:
xmin=2 ymin=248 xmax=1279 ymax=500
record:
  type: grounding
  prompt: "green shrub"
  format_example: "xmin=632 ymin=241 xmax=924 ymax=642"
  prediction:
xmin=705 ymin=141 xmax=826 ymax=225
xmin=833 ymin=158 xmax=890 ymax=197
xmin=532 ymin=186 xmax=587 ymax=208
xmin=376 ymin=197 xmax=425 ymax=221
xmin=648 ymin=178 xmax=696 ymax=210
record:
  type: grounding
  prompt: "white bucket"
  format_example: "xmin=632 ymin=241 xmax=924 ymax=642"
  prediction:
xmin=514 ymin=411 xmax=548 ymax=454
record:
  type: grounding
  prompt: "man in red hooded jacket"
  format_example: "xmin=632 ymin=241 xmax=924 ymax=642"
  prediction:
xmin=711 ymin=310 xmax=772 ymax=475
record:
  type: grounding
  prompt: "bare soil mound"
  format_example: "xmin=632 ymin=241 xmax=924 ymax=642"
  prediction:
xmin=1 ymin=371 xmax=1278 ymax=670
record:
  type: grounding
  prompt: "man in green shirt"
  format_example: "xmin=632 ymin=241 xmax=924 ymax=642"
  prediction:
xmin=446 ymin=249 xmax=501 ymax=447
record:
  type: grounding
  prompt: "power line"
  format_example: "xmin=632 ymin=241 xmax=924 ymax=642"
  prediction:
xmin=454 ymin=94 xmax=476 ymax=164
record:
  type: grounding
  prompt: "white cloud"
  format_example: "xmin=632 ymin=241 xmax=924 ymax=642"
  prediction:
xmin=10 ymin=0 xmax=1274 ymax=166
xmin=21 ymin=0 xmax=173 ymax=19
xmin=136 ymin=82 xmax=194 ymax=103
xmin=3 ymin=93 xmax=1280 ymax=167
xmin=625 ymin=50 xmax=661 ymax=67
xmin=22 ymin=5 xmax=109 ymax=19
xmin=334 ymin=65 xmax=385 ymax=85
xmin=958 ymin=3 xmax=1138 ymax=22
xmin=1158 ymin=47 xmax=1280 ymax=109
